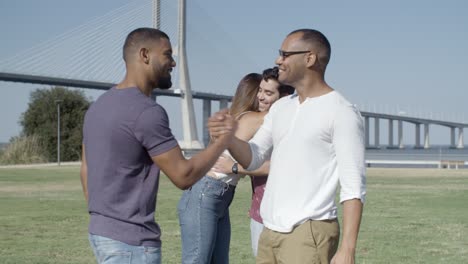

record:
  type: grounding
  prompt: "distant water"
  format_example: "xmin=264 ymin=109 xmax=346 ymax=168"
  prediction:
xmin=366 ymin=145 xmax=468 ymax=168
xmin=366 ymin=145 xmax=468 ymax=161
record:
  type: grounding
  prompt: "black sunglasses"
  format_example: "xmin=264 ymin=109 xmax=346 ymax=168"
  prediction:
xmin=278 ymin=50 xmax=311 ymax=58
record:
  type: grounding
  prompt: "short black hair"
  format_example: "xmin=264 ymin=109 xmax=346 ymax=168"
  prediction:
xmin=123 ymin=28 xmax=170 ymax=63
xmin=262 ymin=67 xmax=295 ymax=96
xmin=278 ymin=84 xmax=295 ymax=96
xmin=288 ymin=29 xmax=331 ymax=71
xmin=262 ymin=67 xmax=279 ymax=81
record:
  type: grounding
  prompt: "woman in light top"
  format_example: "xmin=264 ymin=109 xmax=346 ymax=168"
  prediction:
xmin=177 ymin=72 xmax=265 ymax=264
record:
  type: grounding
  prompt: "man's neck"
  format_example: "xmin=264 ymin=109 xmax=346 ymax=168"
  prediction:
xmin=116 ymin=74 xmax=153 ymax=97
xmin=295 ymin=77 xmax=333 ymax=103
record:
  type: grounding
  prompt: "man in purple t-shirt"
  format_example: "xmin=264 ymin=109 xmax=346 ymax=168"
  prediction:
xmin=80 ymin=28 xmax=235 ymax=264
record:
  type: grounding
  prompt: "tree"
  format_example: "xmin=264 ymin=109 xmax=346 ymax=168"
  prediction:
xmin=20 ymin=87 xmax=91 ymax=162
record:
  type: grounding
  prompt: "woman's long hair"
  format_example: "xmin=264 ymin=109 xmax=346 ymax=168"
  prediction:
xmin=229 ymin=73 xmax=262 ymax=118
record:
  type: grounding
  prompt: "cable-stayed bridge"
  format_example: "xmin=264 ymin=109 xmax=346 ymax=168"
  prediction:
xmin=0 ymin=0 xmax=466 ymax=150
xmin=0 ymin=0 xmax=227 ymax=149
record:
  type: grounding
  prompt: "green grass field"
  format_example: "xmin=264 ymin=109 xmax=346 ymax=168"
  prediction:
xmin=0 ymin=166 xmax=467 ymax=263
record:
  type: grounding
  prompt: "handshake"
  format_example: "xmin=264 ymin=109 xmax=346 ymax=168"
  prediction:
xmin=207 ymin=109 xmax=238 ymax=146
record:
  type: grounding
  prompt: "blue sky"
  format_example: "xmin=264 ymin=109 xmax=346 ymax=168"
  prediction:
xmin=0 ymin=0 xmax=467 ymax=145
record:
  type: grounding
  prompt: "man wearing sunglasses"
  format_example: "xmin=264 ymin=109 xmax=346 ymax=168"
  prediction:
xmin=209 ymin=29 xmax=366 ymax=264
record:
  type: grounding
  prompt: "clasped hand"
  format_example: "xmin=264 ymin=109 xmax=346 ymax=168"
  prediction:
xmin=207 ymin=109 xmax=237 ymax=146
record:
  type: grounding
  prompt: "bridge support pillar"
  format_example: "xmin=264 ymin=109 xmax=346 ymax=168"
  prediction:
xmin=388 ymin=119 xmax=394 ymax=148
xmin=374 ymin=118 xmax=380 ymax=148
xmin=365 ymin=116 xmax=370 ymax=148
xmin=152 ymin=0 xmax=161 ymax=29
xmin=398 ymin=120 xmax=404 ymax=149
xmin=415 ymin=123 xmax=421 ymax=148
xmin=424 ymin=124 xmax=430 ymax=149
xmin=177 ymin=0 xmax=203 ymax=150
xmin=450 ymin=127 xmax=456 ymax=148
xmin=202 ymin=99 xmax=211 ymax=147
xmin=457 ymin=127 xmax=464 ymax=149
xmin=219 ymin=99 xmax=229 ymax=110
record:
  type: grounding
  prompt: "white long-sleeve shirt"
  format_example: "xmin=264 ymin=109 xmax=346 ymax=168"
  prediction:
xmin=247 ymin=91 xmax=366 ymax=233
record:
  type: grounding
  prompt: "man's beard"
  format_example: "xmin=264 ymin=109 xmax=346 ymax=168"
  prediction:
xmin=158 ymin=76 xmax=172 ymax=90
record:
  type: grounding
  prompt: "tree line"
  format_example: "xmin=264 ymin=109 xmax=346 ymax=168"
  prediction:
xmin=0 ymin=87 xmax=91 ymax=164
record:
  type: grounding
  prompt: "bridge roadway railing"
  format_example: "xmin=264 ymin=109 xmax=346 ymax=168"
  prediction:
xmin=1 ymin=72 xmax=467 ymax=149
xmin=361 ymin=111 xmax=467 ymax=149
xmin=0 ymin=72 xmax=231 ymax=147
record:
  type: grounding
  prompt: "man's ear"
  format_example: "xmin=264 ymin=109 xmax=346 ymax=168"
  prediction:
xmin=139 ymin=48 xmax=150 ymax=64
xmin=305 ymin=53 xmax=317 ymax=68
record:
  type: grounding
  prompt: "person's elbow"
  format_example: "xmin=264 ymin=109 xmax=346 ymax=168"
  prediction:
xmin=164 ymin=165 xmax=198 ymax=190
xmin=172 ymin=180 xmax=192 ymax=190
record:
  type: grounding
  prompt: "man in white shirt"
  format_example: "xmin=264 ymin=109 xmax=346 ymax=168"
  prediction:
xmin=209 ymin=29 xmax=366 ymax=264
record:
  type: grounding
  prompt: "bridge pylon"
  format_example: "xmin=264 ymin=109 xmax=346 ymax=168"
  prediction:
xmin=175 ymin=0 xmax=203 ymax=150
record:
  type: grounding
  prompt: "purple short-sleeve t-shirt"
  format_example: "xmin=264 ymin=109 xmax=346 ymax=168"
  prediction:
xmin=83 ymin=87 xmax=178 ymax=247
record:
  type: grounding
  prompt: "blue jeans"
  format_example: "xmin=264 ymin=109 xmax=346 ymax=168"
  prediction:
xmin=177 ymin=176 xmax=236 ymax=264
xmin=88 ymin=234 xmax=161 ymax=264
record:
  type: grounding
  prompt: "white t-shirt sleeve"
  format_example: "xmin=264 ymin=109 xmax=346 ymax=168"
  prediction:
xmin=247 ymin=111 xmax=274 ymax=171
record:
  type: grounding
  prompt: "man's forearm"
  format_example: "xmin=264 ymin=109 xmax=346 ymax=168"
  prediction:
xmin=185 ymin=139 xmax=232 ymax=186
xmin=228 ymin=137 xmax=252 ymax=169
xmin=340 ymin=199 xmax=363 ymax=250
xmin=239 ymin=161 xmax=269 ymax=176
xmin=80 ymin=165 xmax=88 ymax=203
xmin=80 ymin=145 xmax=88 ymax=203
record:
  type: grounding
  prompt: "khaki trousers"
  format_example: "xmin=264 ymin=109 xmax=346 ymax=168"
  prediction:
xmin=256 ymin=219 xmax=339 ymax=264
